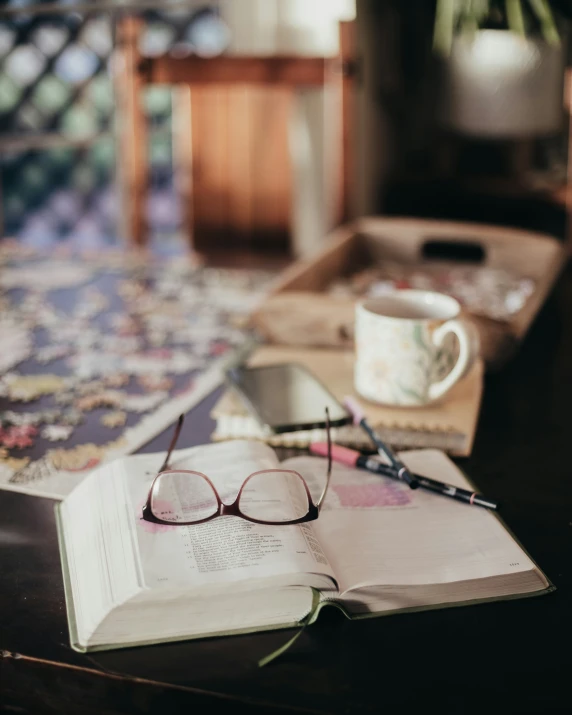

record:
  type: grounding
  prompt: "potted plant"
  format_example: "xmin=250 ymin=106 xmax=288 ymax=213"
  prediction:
xmin=434 ymin=0 xmax=570 ymax=137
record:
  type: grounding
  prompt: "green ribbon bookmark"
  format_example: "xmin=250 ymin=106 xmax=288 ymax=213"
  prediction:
xmin=258 ymin=588 xmax=321 ymax=668
xmin=258 ymin=590 xmax=350 ymax=667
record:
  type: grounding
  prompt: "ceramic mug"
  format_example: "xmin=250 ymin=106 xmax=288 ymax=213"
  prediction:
xmin=354 ymin=290 xmax=478 ymax=407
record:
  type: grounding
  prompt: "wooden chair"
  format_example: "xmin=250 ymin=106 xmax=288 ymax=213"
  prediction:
xmin=114 ymin=16 xmax=356 ymax=255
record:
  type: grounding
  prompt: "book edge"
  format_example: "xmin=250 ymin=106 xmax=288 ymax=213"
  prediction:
xmin=69 ymin=618 xmax=308 ymax=653
xmin=340 ymin=582 xmax=555 ymax=623
xmin=55 ymin=503 xmax=86 ymax=653
xmin=211 ymin=423 xmax=468 ymax=455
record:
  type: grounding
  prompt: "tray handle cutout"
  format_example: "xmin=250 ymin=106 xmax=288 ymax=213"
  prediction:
xmin=421 ymin=238 xmax=486 ymax=264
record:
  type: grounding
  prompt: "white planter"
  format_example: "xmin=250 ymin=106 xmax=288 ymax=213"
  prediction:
xmin=438 ymin=30 xmax=565 ymax=138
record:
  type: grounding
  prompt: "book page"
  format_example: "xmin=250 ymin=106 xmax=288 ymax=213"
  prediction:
xmin=126 ymin=441 xmax=336 ymax=591
xmin=283 ymin=450 xmax=537 ymax=595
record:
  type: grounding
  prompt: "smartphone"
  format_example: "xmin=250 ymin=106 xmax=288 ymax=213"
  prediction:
xmin=226 ymin=362 xmax=352 ymax=433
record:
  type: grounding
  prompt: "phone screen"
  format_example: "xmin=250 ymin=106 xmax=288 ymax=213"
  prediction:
xmin=227 ymin=363 xmax=351 ymax=432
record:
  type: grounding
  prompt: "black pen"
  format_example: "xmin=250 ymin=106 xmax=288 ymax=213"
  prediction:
xmin=309 ymin=442 xmax=498 ymax=510
xmin=343 ymin=396 xmax=419 ymax=489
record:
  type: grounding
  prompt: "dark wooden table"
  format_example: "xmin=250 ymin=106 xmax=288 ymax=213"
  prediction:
xmin=2 ymin=269 xmax=572 ymax=715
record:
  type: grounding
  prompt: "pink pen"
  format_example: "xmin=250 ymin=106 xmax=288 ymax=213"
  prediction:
xmin=343 ymin=396 xmax=419 ymax=489
xmin=310 ymin=442 xmax=498 ymax=510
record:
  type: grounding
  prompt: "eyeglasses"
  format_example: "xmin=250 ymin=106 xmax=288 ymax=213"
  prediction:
xmin=141 ymin=409 xmax=332 ymax=526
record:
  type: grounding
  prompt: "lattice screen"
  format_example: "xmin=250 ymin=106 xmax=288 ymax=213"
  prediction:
xmin=0 ymin=1 xmax=217 ymax=249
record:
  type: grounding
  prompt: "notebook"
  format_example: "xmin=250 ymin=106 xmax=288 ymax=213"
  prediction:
xmin=211 ymin=346 xmax=484 ymax=456
xmin=56 ymin=440 xmax=551 ymax=652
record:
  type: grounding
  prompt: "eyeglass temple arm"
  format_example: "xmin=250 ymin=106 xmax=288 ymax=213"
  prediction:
xmin=158 ymin=414 xmax=184 ymax=473
xmin=316 ymin=408 xmax=332 ymax=508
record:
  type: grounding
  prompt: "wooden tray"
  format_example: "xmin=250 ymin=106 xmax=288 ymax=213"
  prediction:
xmin=253 ymin=217 xmax=567 ymax=369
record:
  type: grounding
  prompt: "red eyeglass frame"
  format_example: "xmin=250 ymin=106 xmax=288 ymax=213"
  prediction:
xmin=141 ymin=408 xmax=332 ymax=526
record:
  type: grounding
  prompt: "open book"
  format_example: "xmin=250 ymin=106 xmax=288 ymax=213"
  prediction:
xmin=56 ymin=441 xmax=551 ymax=652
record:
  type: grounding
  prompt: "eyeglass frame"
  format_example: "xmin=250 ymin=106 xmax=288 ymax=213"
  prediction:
xmin=141 ymin=408 xmax=332 ymax=526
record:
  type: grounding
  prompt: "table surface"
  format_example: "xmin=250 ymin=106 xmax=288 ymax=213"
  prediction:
xmin=2 ymin=268 xmax=572 ymax=715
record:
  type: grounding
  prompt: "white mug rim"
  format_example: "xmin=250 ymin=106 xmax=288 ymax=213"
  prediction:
xmin=358 ymin=289 xmax=461 ymax=323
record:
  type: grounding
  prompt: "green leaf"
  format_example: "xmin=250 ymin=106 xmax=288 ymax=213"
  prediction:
xmin=506 ymin=0 xmax=526 ymax=36
xmin=528 ymin=0 xmax=561 ymax=45
xmin=433 ymin=0 xmax=456 ymax=56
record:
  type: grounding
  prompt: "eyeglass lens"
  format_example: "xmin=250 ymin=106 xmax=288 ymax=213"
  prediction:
xmin=151 ymin=471 xmax=218 ymax=523
xmin=150 ymin=469 xmax=310 ymax=524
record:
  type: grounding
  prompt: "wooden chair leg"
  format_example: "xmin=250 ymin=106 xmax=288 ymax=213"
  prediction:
xmin=115 ymin=15 xmax=148 ymax=248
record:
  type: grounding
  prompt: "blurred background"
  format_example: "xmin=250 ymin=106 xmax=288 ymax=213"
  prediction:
xmin=0 ymin=0 xmax=570 ymax=256
xmin=0 ymin=0 xmax=355 ymax=256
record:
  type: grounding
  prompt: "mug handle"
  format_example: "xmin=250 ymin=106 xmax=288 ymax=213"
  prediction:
xmin=429 ymin=319 xmax=478 ymax=402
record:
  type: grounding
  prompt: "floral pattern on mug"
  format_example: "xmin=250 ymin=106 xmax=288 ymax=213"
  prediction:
xmin=354 ymin=292 xmax=472 ymax=407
